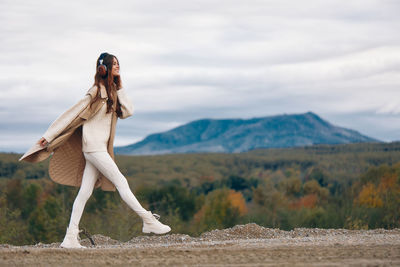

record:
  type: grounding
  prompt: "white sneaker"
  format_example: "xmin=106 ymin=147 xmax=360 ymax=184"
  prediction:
xmin=60 ymin=227 xmax=87 ymax=249
xmin=142 ymin=211 xmax=171 ymax=234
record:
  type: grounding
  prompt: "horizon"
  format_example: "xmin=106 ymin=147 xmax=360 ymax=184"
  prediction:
xmin=4 ymin=110 xmax=395 ymax=154
xmin=0 ymin=110 xmax=393 ymax=154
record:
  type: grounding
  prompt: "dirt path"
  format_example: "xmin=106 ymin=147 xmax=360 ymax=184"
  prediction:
xmin=1 ymin=224 xmax=399 ymax=266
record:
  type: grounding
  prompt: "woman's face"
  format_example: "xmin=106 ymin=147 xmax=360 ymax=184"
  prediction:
xmin=111 ymin=57 xmax=120 ymax=77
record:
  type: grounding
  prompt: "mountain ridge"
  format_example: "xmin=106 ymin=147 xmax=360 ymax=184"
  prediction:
xmin=115 ymin=112 xmax=380 ymax=155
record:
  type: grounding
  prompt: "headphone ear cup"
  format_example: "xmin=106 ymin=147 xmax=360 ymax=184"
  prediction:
xmin=98 ymin=64 xmax=107 ymax=77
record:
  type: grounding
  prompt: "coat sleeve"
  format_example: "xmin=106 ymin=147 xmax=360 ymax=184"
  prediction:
xmin=42 ymin=87 xmax=96 ymax=143
xmin=117 ymin=88 xmax=134 ymax=119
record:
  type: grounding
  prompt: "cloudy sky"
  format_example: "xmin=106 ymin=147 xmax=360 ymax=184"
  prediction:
xmin=1 ymin=0 xmax=400 ymax=153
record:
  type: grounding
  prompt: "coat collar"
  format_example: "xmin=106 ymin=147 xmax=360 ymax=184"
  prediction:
xmin=99 ymin=83 xmax=108 ymax=99
xmin=86 ymin=84 xmax=108 ymax=99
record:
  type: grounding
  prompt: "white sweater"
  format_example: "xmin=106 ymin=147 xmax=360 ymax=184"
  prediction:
xmin=43 ymin=87 xmax=134 ymax=151
xmin=82 ymin=88 xmax=133 ymax=152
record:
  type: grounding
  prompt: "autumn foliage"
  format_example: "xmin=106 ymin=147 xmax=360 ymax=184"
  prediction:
xmin=227 ymin=190 xmax=248 ymax=216
xmin=290 ymin=194 xmax=318 ymax=209
xmin=1 ymin=142 xmax=400 ymax=245
xmin=357 ymin=183 xmax=383 ymax=208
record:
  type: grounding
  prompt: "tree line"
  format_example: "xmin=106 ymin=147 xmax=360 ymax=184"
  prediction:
xmin=0 ymin=142 xmax=399 ymax=245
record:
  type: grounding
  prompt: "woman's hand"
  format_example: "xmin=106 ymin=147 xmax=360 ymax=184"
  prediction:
xmin=38 ymin=137 xmax=48 ymax=147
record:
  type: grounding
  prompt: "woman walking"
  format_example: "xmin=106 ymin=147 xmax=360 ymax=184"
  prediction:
xmin=20 ymin=52 xmax=171 ymax=248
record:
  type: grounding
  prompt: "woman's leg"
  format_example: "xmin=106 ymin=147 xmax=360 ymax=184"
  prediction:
xmin=83 ymin=151 xmax=148 ymax=216
xmin=61 ymin=159 xmax=99 ymax=248
xmin=83 ymin=151 xmax=171 ymax=234
xmin=67 ymin=158 xmax=99 ymax=230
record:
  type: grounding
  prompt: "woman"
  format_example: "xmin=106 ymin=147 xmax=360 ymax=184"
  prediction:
xmin=20 ymin=52 xmax=171 ymax=249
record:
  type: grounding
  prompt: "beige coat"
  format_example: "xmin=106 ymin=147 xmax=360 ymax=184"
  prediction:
xmin=19 ymin=84 xmax=133 ymax=191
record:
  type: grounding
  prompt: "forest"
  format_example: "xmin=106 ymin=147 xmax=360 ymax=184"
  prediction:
xmin=0 ymin=142 xmax=399 ymax=245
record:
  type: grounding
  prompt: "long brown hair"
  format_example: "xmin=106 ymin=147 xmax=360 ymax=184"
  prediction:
xmin=92 ymin=53 xmax=122 ymax=117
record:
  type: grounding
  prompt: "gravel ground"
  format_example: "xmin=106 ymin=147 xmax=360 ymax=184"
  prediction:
xmin=1 ymin=223 xmax=399 ymax=266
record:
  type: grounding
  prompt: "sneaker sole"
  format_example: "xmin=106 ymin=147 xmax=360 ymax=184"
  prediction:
xmin=142 ymin=228 xmax=171 ymax=235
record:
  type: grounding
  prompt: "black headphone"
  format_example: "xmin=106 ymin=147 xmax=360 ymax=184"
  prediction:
xmin=97 ymin=52 xmax=109 ymax=77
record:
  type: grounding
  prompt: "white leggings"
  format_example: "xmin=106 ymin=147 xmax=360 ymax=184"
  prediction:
xmin=67 ymin=151 xmax=147 ymax=230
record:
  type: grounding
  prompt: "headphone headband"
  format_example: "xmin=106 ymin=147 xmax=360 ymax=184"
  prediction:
xmin=99 ymin=52 xmax=109 ymax=63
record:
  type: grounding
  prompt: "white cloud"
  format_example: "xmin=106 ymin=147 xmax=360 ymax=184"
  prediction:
xmin=1 ymin=0 xmax=400 ymax=152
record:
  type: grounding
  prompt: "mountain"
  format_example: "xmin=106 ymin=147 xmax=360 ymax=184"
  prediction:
xmin=115 ymin=112 xmax=380 ymax=155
